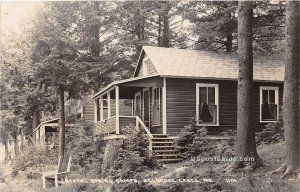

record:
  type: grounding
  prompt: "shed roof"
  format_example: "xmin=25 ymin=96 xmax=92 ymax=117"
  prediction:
xmin=137 ymin=46 xmax=284 ymax=82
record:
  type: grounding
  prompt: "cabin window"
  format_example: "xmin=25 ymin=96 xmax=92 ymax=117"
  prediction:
xmin=102 ymin=99 xmax=108 ymax=120
xmin=196 ymin=83 xmax=219 ymax=125
xmin=142 ymin=56 xmax=150 ymax=76
xmin=96 ymin=97 xmax=109 ymax=122
xmin=152 ymin=87 xmax=161 ymax=125
xmin=260 ymin=86 xmax=279 ymax=122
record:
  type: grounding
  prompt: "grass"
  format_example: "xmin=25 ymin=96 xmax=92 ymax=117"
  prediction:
xmin=1 ymin=142 xmax=299 ymax=192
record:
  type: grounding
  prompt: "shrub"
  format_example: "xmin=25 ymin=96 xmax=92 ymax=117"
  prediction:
xmin=174 ymin=118 xmax=215 ymax=160
xmin=218 ymin=129 xmax=236 ymax=159
xmin=256 ymin=118 xmax=284 ymax=145
xmin=11 ymin=144 xmax=57 ymax=179
xmin=67 ymin=120 xmax=102 ymax=178
xmin=108 ymin=127 xmax=158 ymax=179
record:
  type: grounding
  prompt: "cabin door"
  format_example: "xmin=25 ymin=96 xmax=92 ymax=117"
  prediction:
xmin=134 ymin=91 xmax=142 ymax=118
xmin=143 ymin=88 xmax=150 ymax=127
xmin=152 ymin=88 xmax=161 ymax=125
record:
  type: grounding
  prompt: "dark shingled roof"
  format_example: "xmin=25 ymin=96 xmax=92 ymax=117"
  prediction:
xmin=142 ymin=46 xmax=284 ymax=82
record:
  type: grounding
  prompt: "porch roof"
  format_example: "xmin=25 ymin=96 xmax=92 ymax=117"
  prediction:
xmin=28 ymin=118 xmax=59 ymax=136
xmin=27 ymin=118 xmax=75 ymax=136
xmin=92 ymin=74 xmax=160 ymax=98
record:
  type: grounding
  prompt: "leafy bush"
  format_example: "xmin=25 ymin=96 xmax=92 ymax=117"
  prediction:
xmin=174 ymin=118 xmax=215 ymax=160
xmin=11 ymin=144 xmax=57 ymax=179
xmin=67 ymin=120 xmax=102 ymax=178
xmin=109 ymin=127 xmax=158 ymax=179
xmin=256 ymin=118 xmax=284 ymax=145
xmin=218 ymin=129 xmax=236 ymax=159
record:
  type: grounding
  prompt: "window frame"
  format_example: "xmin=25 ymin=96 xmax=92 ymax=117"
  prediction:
xmin=260 ymin=86 xmax=279 ymax=123
xmin=196 ymin=83 xmax=219 ymax=126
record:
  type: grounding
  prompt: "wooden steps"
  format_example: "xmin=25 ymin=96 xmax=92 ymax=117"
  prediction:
xmin=151 ymin=134 xmax=181 ymax=164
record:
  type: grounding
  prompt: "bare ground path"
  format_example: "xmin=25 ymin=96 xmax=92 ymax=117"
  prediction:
xmin=0 ymin=163 xmax=10 ymax=192
xmin=0 ymin=162 xmax=36 ymax=192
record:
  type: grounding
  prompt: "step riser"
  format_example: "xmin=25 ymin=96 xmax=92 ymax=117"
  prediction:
xmin=152 ymin=139 xmax=175 ymax=142
xmin=152 ymin=134 xmax=169 ymax=137
xmin=153 ymin=151 xmax=178 ymax=154
xmin=150 ymin=136 xmax=181 ymax=163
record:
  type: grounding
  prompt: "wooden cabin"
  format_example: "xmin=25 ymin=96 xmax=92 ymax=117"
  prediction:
xmin=92 ymin=46 xmax=285 ymax=163
xmin=93 ymin=46 xmax=284 ymax=135
xmin=27 ymin=118 xmax=76 ymax=147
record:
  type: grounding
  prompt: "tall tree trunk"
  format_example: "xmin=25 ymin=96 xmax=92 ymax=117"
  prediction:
xmin=32 ymin=109 xmax=39 ymax=143
xmin=161 ymin=5 xmax=171 ymax=48
xmin=224 ymin=4 xmax=233 ymax=53
xmin=20 ymin=127 xmax=24 ymax=150
xmin=14 ymin=131 xmax=19 ymax=157
xmin=234 ymin=1 xmax=262 ymax=170
xmin=225 ymin=33 xmax=233 ymax=52
xmin=90 ymin=1 xmax=101 ymax=92
xmin=158 ymin=15 xmax=162 ymax=46
xmin=90 ymin=1 xmax=100 ymax=57
xmin=273 ymin=1 xmax=299 ymax=178
xmin=58 ymin=85 xmax=66 ymax=158
xmin=4 ymin=139 xmax=9 ymax=162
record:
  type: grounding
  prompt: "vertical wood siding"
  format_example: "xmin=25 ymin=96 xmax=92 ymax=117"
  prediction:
xmin=166 ymin=78 xmax=283 ymax=136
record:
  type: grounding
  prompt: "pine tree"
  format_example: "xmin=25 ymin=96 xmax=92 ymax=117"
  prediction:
xmin=234 ymin=1 xmax=262 ymax=170
xmin=272 ymin=1 xmax=299 ymax=178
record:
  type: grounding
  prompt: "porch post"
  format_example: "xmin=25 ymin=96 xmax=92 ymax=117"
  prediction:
xmin=162 ymin=78 xmax=167 ymax=134
xmin=41 ymin=125 xmax=45 ymax=144
xmin=94 ymin=99 xmax=98 ymax=123
xmin=100 ymin=95 xmax=103 ymax=121
xmin=115 ymin=86 xmax=120 ymax=134
xmin=107 ymin=92 xmax=111 ymax=118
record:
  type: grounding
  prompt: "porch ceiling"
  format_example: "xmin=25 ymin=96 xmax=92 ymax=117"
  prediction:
xmin=119 ymin=86 xmax=141 ymax=99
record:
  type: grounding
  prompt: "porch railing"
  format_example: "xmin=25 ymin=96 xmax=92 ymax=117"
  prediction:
xmin=134 ymin=116 xmax=153 ymax=139
xmin=95 ymin=115 xmax=153 ymax=155
xmin=95 ymin=116 xmax=117 ymax=134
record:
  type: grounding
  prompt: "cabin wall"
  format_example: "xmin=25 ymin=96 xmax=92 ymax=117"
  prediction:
xmin=82 ymin=97 xmax=94 ymax=121
xmin=165 ymin=78 xmax=284 ymax=136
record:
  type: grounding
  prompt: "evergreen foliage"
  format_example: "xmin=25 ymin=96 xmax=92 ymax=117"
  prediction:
xmin=109 ymin=127 xmax=157 ymax=179
xmin=175 ymin=118 xmax=214 ymax=160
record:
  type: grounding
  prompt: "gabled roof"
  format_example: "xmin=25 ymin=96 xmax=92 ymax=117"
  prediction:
xmin=136 ymin=46 xmax=284 ymax=82
xmin=93 ymin=46 xmax=285 ymax=99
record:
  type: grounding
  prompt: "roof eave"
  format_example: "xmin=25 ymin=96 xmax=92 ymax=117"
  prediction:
xmin=27 ymin=118 xmax=59 ymax=136
xmin=132 ymin=47 xmax=146 ymax=77
xmin=160 ymin=75 xmax=284 ymax=83
xmin=92 ymin=74 xmax=161 ymax=99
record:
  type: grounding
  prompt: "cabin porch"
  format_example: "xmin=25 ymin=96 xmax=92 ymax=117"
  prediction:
xmin=93 ymin=76 xmax=165 ymax=136
xmin=93 ymin=76 xmax=181 ymax=163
